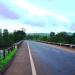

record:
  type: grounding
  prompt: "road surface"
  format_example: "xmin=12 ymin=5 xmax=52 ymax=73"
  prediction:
xmin=27 ymin=41 xmax=75 ymax=75
xmin=4 ymin=41 xmax=75 ymax=75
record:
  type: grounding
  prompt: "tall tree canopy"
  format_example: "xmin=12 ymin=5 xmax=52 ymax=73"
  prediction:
xmin=0 ymin=29 xmax=26 ymax=49
xmin=14 ymin=30 xmax=26 ymax=42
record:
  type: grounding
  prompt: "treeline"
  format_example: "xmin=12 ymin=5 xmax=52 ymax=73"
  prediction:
xmin=0 ymin=29 xmax=26 ymax=48
xmin=26 ymin=32 xmax=75 ymax=44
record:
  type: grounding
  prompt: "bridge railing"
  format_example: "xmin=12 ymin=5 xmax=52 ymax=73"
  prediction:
xmin=38 ymin=41 xmax=75 ymax=49
xmin=0 ymin=45 xmax=15 ymax=59
xmin=0 ymin=40 xmax=24 ymax=60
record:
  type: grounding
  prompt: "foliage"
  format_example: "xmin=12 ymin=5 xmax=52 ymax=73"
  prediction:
xmin=0 ymin=48 xmax=17 ymax=71
xmin=14 ymin=30 xmax=26 ymax=42
xmin=0 ymin=29 xmax=25 ymax=71
xmin=0 ymin=29 xmax=26 ymax=48
xmin=26 ymin=32 xmax=75 ymax=44
xmin=49 ymin=32 xmax=56 ymax=42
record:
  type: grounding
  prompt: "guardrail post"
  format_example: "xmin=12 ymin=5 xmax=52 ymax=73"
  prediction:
xmin=70 ymin=45 xmax=72 ymax=48
xmin=8 ymin=48 xmax=10 ymax=54
xmin=3 ymin=49 xmax=5 ymax=59
xmin=59 ymin=43 xmax=61 ymax=46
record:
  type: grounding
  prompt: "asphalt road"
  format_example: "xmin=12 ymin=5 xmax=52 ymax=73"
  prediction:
xmin=27 ymin=41 xmax=75 ymax=75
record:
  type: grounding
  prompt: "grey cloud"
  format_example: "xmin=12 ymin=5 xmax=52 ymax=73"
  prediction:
xmin=0 ymin=2 xmax=19 ymax=19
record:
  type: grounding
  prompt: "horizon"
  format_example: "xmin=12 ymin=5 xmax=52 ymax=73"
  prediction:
xmin=0 ymin=29 xmax=74 ymax=34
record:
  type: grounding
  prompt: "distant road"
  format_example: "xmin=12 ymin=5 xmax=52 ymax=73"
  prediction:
xmin=27 ymin=40 xmax=75 ymax=75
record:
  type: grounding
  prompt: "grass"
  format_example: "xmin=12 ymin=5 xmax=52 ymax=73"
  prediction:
xmin=0 ymin=48 xmax=17 ymax=71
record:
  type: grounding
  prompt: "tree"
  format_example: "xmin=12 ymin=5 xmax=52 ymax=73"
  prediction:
xmin=3 ymin=29 xmax=9 ymax=46
xmin=0 ymin=29 xmax=2 ymax=37
xmin=71 ymin=33 xmax=75 ymax=44
xmin=0 ymin=29 xmax=3 ymax=47
xmin=8 ymin=33 xmax=14 ymax=45
xmin=50 ymin=32 xmax=55 ymax=37
xmin=55 ymin=32 xmax=68 ymax=43
xmin=14 ymin=30 xmax=26 ymax=42
xmin=0 ymin=29 xmax=27 ymax=49
xmin=49 ymin=32 xmax=56 ymax=42
xmin=41 ymin=36 xmax=49 ymax=41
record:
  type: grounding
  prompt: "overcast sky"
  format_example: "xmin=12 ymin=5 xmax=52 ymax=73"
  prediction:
xmin=0 ymin=0 xmax=75 ymax=33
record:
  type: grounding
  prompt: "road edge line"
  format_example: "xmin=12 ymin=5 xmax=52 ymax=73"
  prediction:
xmin=27 ymin=42 xmax=37 ymax=75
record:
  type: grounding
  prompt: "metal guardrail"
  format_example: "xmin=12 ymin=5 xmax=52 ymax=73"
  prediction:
xmin=0 ymin=40 xmax=24 ymax=59
xmin=38 ymin=41 xmax=75 ymax=48
xmin=0 ymin=45 xmax=15 ymax=59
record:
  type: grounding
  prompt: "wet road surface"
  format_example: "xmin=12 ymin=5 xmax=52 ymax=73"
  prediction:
xmin=27 ymin=41 xmax=75 ymax=75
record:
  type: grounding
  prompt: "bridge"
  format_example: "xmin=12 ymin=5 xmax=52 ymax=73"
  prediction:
xmin=0 ymin=40 xmax=75 ymax=75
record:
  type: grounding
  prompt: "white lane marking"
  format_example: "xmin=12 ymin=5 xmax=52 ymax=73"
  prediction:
xmin=27 ymin=42 xmax=37 ymax=75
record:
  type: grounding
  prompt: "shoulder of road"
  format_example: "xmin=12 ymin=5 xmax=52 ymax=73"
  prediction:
xmin=4 ymin=41 xmax=32 ymax=75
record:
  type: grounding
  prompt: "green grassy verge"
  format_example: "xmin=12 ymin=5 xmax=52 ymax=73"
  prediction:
xmin=0 ymin=48 xmax=17 ymax=71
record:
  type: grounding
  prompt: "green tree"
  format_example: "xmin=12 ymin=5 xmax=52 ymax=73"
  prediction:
xmin=8 ymin=33 xmax=14 ymax=45
xmin=3 ymin=29 xmax=9 ymax=46
xmin=49 ymin=32 xmax=56 ymax=42
xmin=71 ymin=33 xmax=75 ymax=44
xmin=0 ymin=29 xmax=3 ymax=47
xmin=55 ymin=32 xmax=68 ymax=43
xmin=14 ymin=30 xmax=26 ymax=42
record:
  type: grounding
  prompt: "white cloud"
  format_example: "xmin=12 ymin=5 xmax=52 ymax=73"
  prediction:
xmin=0 ymin=0 xmax=71 ymax=33
xmin=0 ymin=19 xmax=47 ymax=33
xmin=11 ymin=0 xmax=70 ymax=23
xmin=0 ymin=20 xmax=32 ymax=33
xmin=47 ymin=12 xmax=70 ymax=23
xmin=54 ymin=15 xmax=70 ymax=23
xmin=11 ymin=0 xmax=46 ymax=18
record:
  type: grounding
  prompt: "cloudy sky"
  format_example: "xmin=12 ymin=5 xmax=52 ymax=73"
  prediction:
xmin=0 ymin=0 xmax=75 ymax=33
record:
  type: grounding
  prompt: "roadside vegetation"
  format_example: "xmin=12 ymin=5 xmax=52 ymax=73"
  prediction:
xmin=0 ymin=29 xmax=75 ymax=71
xmin=0 ymin=29 xmax=26 ymax=72
xmin=0 ymin=29 xmax=26 ymax=49
xmin=0 ymin=48 xmax=16 ymax=71
xmin=26 ymin=32 xmax=75 ymax=44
